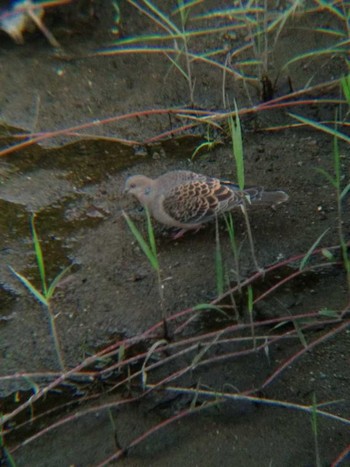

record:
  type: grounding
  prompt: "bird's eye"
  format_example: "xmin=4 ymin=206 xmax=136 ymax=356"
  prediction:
xmin=129 ymin=183 xmax=136 ymax=189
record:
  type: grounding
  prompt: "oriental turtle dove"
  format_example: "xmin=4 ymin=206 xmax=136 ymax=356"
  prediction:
xmin=124 ymin=170 xmax=288 ymax=233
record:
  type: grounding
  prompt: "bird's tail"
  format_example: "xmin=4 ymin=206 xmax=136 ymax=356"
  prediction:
xmin=244 ymin=187 xmax=289 ymax=206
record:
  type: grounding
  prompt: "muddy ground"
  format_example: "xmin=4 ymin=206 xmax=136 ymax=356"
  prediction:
xmin=0 ymin=1 xmax=349 ymax=466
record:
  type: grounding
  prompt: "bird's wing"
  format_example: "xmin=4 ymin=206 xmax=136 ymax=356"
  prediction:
xmin=162 ymin=177 xmax=245 ymax=225
xmin=220 ymin=181 xmax=263 ymax=204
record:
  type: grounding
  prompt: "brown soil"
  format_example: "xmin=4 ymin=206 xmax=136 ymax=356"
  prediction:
xmin=0 ymin=1 xmax=349 ymax=466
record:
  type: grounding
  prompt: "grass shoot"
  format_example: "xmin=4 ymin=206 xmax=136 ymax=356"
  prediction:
xmin=315 ymin=132 xmax=350 ymax=296
xmin=123 ymin=208 xmax=165 ymax=316
xmin=215 ymin=216 xmax=224 ymax=296
xmin=247 ymin=284 xmax=256 ymax=349
xmin=311 ymin=393 xmax=321 ymax=467
xmin=224 ymin=212 xmax=241 ymax=289
xmin=10 ymin=214 xmax=70 ymax=372
xmin=228 ymin=103 xmax=260 ymax=272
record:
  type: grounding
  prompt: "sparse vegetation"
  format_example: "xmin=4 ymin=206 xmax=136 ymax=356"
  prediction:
xmin=123 ymin=207 xmax=166 ymax=316
xmin=10 ymin=214 xmax=71 ymax=372
xmin=0 ymin=1 xmax=349 ymax=465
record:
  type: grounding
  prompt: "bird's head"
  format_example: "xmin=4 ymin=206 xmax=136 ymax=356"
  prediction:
xmin=124 ymin=175 xmax=155 ymax=206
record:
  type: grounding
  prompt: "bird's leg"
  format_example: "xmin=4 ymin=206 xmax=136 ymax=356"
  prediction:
xmin=171 ymin=228 xmax=188 ymax=240
xmin=171 ymin=225 xmax=205 ymax=240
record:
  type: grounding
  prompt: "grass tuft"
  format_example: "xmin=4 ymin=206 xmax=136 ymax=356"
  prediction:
xmin=123 ymin=209 xmax=159 ymax=272
xmin=123 ymin=208 xmax=165 ymax=316
xmin=10 ymin=214 xmax=71 ymax=372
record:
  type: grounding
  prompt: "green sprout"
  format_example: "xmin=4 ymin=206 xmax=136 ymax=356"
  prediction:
xmin=10 ymin=214 xmax=71 ymax=372
xmin=123 ymin=208 xmax=165 ymax=316
xmin=228 ymin=102 xmax=260 ymax=271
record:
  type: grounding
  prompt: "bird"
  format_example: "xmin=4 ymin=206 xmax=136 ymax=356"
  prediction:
xmin=124 ymin=170 xmax=288 ymax=237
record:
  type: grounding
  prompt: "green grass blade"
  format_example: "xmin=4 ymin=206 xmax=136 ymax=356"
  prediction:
xmin=247 ymin=285 xmax=256 ymax=349
xmin=282 ymin=44 xmax=348 ymax=70
xmin=189 ymin=381 xmax=201 ymax=410
xmin=340 ymin=183 xmax=350 ymax=201
xmin=333 ymin=131 xmax=340 ymax=188
xmin=247 ymin=285 xmax=253 ymax=315
xmin=113 ymin=33 xmax=175 ymax=46
xmin=123 ymin=211 xmax=159 ymax=272
xmin=194 ymin=6 xmax=263 ymax=21
xmin=141 ymin=0 xmax=181 ymax=34
xmin=47 ymin=264 xmax=73 ymax=300
xmin=109 ymin=23 xmax=251 ymax=46
xmin=315 ymin=0 xmax=348 ymax=21
xmin=299 ymin=228 xmax=330 ymax=271
xmin=311 ymin=392 xmax=321 ymax=467
xmin=175 ymin=0 xmax=189 ymax=25
xmin=0 ymin=432 xmax=16 ymax=467
xmin=318 ymin=308 xmax=339 ymax=318
xmin=293 ymin=318 xmax=308 ymax=348
xmin=9 ymin=266 xmax=48 ymax=306
xmin=126 ymin=0 xmax=177 ymax=35
xmin=333 ymin=132 xmax=350 ymax=290
xmin=215 ymin=218 xmax=224 ymax=296
xmin=315 ymin=167 xmax=337 ymax=188
xmin=193 ymin=303 xmax=230 ymax=318
xmin=118 ymin=344 xmax=125 ymax=363
xmin=224 ymin=212 xmax=241 ymax=286
xmin=288 ymin=113 xmax=350 ymax=144
xmin=311 ymin=27 xmax=346 ymax=39
xmin=191 ymin=334 xmax=220 ymax=368
xmin=98 ymin=45 xmax=247 ymax=80
xmin=321 ymin=248 xmax=335 ymax=261
xmin=228 ymin=101 xmax=245 ymax=190
xmin=191 ymin=141 xmax=211 ymax=159
xmin=340 ymin=74 xmax=350 ymax=105
xmin=145 ymin=207 xmax=157 ymax=260
xmin=224 ymin=213 xmax=238 ymax=257
xmin=172 ymin=0 xmax=202 ymax=17
xmin=30 ymin=214 xmax=48 ymax=297
xmin=224 ymin=212 xmax=234 ymax=239
xmin=164 ymin=51 xmax=189 ymax=80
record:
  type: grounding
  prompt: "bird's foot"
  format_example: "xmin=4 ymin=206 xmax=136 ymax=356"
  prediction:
xmin=171 ymin=225 xmax=204 ymax=240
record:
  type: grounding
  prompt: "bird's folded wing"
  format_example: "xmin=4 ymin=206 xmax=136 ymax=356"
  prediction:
xmin=162 ymin=178 xmax=242 ymax=224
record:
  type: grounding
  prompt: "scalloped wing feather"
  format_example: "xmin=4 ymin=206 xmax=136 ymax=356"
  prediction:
xmin=162 ymin=178 xmax=245 ymax=225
